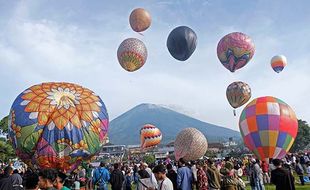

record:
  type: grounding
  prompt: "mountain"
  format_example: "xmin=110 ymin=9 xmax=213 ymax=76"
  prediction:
xmin=108 ymin=103 xmax=240 ymax=145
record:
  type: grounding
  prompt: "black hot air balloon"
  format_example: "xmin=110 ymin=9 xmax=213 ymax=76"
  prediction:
xmin=167 ymin=26 xmax=197 ymax=61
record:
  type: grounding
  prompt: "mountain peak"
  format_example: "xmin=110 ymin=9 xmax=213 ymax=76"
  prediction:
xmin=108 ymin=103 xmax=240 ymax=145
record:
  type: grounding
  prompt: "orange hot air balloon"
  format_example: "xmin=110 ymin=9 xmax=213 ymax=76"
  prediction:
xmin=140 ymin=124 xmax=162 ymax=149
xmin=129 ymin=8 xmax=152 ymax=33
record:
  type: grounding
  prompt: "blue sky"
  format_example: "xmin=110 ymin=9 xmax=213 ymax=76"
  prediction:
xmin=0 ymin=0 xmax=309 ymax=130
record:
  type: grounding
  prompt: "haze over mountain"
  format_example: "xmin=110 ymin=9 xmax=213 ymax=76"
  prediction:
xmin=108 ymin=103 xmax=240 ymax=145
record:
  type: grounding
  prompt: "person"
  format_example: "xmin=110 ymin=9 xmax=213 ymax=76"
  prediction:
xmin=11 ymin=169 xmax=23 ymax=190
xmin=38 ymin=169 xmax=58 ymax=190
xmin=140 ymin=162 xmax=157 ymax=188
xmin=220 ymin=161 xmax=237 ymax=190
xmin=85 ymin=164 xmax=94 ymax=190
xmin=110 ymin=163 xmax=124 ymax=190
xmin=307 ymin=161 xmax=310 ymax=177
xmin=270 ymin=159 xmax=295 ymax=190
xmin=151 ymin=164 xmax=174 ymax=190
xmin=166 ymin=164 xmax=177 ymax=190
xmin=133 ymin=165 xmax=139 ymax=184
xmin=295 ymin=159 xmax=304 ymax=185
xmin=93 ymin=162 xmax=110 ymax=190
xmin=136 ymin=169 xmax=156 ymax=190
xmin=124 ymin=169 xmax=132 ymax=190
xmin=54 ymin=171 xmax=70 ymax=190
xmin=206 ymin=159 xmax=221 ymax=190
xmin=191 ymin=161 xmax=198 ymax=190
xmin=196 ymin=161 xmax=208 ymax=190
xmin=0 ymin=166 xmax=14 ymax=189
xmin=24 ymin=172 xmax=39 ymax=190
xmin=249 ymin=159 xmax=265 ymax=190
xmin=177 ymin=158 xmax=193 ymax=190
xmin=261 ymin=161 xmax=270 ymax=184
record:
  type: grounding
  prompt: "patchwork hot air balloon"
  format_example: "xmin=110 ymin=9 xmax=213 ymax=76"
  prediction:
xmin=129 ymin=8 xmax=151 ymax=33
xmin=271 ymin=55 xmax=287 ymax=73
xmin=226 ymin=81 xmax=251 ymax=116
xmin=117 ymin=38 xmax=148 ymax=72
xmin=167 ymin=26 xmax=197 ymax=61
xmin=8 ymin=82 xmax=109 ymax=172
xmin=174 ymin=128 xmax=208 ymax=161
xmin=217 ymin=32 xmax=255 ymax=72
xmin=239 ymin=96 xmax=298 ymax=160
xmin=140 ymin=124 xmax=162 ymax=149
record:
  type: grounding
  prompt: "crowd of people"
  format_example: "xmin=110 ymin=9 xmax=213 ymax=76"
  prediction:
xmin=0 ymin=152 xmax=309 ymax=190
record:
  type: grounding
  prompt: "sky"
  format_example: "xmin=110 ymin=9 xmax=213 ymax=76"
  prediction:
xmin=0 ymin=0 xmax=309 ymax=131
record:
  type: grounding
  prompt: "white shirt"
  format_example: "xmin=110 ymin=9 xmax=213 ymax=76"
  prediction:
xmin=191 ymin=165 xmax=198 ymax=181
xmin=157 ymin=178 xmax=174 ymax=190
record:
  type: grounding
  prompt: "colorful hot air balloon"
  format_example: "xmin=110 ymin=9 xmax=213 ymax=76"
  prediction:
xmin=8 ymin=82 xmax=109 ymax=172
xmin=174 ymin=128 xmax=208 ymax=161
xmin=129 ymin=8 xmax=152 ymax=33
xmin=239 ymin=96 xmax=298 ymax=160
xmin=140 ymin=124 xmax=162 ymax=149
xmin=167 ymin=26 xmax=197 ymax=61
xmin=226 ymin=81 xmax=251 ymax=116
xmin=217 ymin=32 xmax=255 ymax=72
xmin=117 ymin=38 xmax=148 ymax=72
xmin=271 ymin=55 xmax=287 ymax=73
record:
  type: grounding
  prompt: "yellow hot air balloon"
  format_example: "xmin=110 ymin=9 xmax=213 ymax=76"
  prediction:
xmin=140 ymin=124 xmax=162 ymax=149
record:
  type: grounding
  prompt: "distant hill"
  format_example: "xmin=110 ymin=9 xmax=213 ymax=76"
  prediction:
xmin=108 ymin=103 xmax=240 ymax=145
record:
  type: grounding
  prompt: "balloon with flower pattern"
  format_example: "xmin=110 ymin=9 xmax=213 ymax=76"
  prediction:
xmin=140 ymin=124 xmax=162 ymax=149
xmin=8 ymin=82 xmax=109 ymax=172
xmin=117 ymin=38 xmax=148 ymax=72
xmin=217 ymin=32 xmax=255 ymax=72
xmin=271 ymin=55 xmax=287 ymax=73
xmin=239 ymin=96 xmax=298 ymax=160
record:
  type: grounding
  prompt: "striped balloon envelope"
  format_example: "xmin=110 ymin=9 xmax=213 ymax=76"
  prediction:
xmin=239 ymin=96 xmax=298 ymax=160
xmin=271 ymin=55 xmax=287 ymax=73
xmin=140 ymin=124 xmax=162 ymax=149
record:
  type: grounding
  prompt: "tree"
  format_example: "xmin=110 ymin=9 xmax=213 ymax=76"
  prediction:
xmin=0 ymin=140 xmax=15 ymax=162
xmin=291 ymin=119 xmax=310 ymax=152
xmin=143 ymin=154 xmax=155 ymax=165
xmin=0 ymin=116 xmax=9 ymax=133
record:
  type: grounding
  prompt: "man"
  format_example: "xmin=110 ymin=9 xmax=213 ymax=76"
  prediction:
xmin=92 ymin=161 xmax=110 ymax=190
xmin=271 ymin=159 xmax=295 ymax=190
xmin=151 ymin=164 xmax=173 ymax=190
xmin=140 ymin=162 xmax=157 ymax=188
xmin=166 ymin=164 xmax=177 ymax=190
xmin=110 ymin=163 xmax=124 ymax=190
xmin=177 ymin=158 xmax=193 ymax=190
xmin=295 ymin=159 xmax=304 ymax=185
xmin=206 ymin=159 xmax=221 ymax=190
xmin=54 ymin=171 xmax=70 ymax=190
xmin=38 ymin=169 xmax=57 ymax=190
xmin=24 ymin=172 xmax=39 ymax=190
xmin=249 ymin=159 xmax=265 ymax=190
xmin=11 ymin=169 xmax=23 ymax=190
xmin=0 ymin=166 xmax=14 ymax=189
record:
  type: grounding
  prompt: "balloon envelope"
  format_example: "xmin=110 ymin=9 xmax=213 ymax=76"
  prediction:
xmin=140 ymin=124 xmax=162 ymax=149
xmin=167 ymin=26 xmax=197 ymax=61
xmin=117 ymin=38 xmax=147 ymax=72
xmin=226 ymin=81 xmax=251 ymax=109
xmin=271 ymin=55 xmax=287 ymax=73
xmin=217 ymin=32 xmax=255 ymax=72
xmin=174 ymin=128 xmax=208 ymax=161
xmin=239 ymin=96 xmax=298 ymax=160
xmin=129 ymin=8 xmax=151 ymax=32
xmin=8 ymin=82 xmax=109 ymax=172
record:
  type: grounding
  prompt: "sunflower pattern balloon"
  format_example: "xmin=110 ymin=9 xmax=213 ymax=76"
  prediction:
xmin=8 ymin=82 xmax=109 ymax=172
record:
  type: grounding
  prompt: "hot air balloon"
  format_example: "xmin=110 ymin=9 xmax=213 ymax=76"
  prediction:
xmin=239 ymin=96 xmax=298 ymax=160
xmin=217 ymin=32 xmax=255 ymax=72
xmin=226 ymin=81 xmax=251 ymax=116
xmin=174 ymin=128 xmax=208 ymax=161
xmin=8 ymin=82 xmax=109 ymax=172
xmin=117 ymin=38 xmax=148 ymax=72
xmin=271 ymin=55 xmax=287 ymax=73
xmin=129 ymin=8 xmax=151 ymax=33
xmin=167 ymin=26 xmax=197 ymax=61
xmin=140 ymin=124 xmax=162 ymax=149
